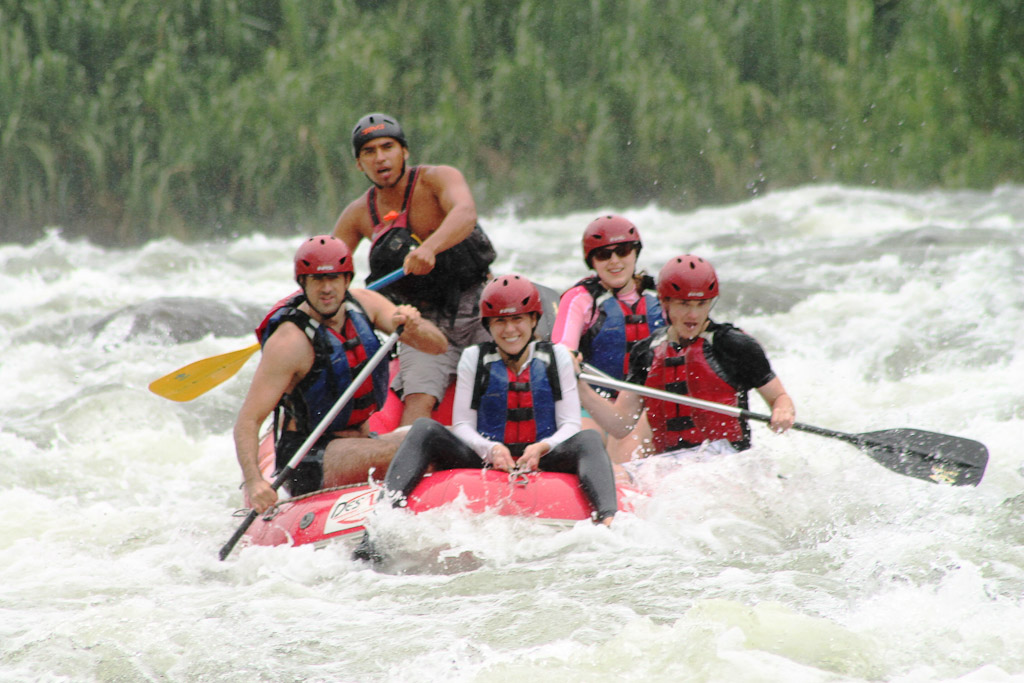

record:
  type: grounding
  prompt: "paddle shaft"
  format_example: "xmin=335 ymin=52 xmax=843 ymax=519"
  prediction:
xmin=578 ymin=368 xmax=987 ymax=485
xmin=581 ymin=370 xmax=758 ymax=418
xmin=218 ymin=327 xmax=403 ymax=561
xmin=364 ymin=266 xmax=405 ymax=291
xmin=581 ymin=371 xmax=841 ymax=439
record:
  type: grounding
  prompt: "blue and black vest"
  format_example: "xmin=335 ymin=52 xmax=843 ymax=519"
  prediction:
xmin=259 ymin=292 xmax=390 ymax=437
xmin=577 ymin=275 xmax=665 ymax=379
xmin=470 ymin=341 xmax=563 ymax=458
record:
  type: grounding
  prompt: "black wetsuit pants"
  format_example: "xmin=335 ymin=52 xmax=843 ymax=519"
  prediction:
xmin=383 ymin=417 xmax=618 ymax=521
xmin=275 ymin=431 xmax=329 ymax=496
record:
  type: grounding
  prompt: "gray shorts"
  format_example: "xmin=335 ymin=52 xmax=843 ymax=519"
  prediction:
xmin=392 ymin=282 xmax=491 ymax=402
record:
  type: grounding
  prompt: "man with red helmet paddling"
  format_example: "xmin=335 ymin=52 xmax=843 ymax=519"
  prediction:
xmin=332 ymin=113 xmax=497 ymax=428
xmin=579 ymin=254 xmax=795 ymax=482
xmin=353 ymin=274 xmax=618 ymax=561
xmin=234 ymin=236 xmax=447 ymax=514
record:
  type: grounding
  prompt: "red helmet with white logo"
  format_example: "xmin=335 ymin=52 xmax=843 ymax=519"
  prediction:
xmin=294 ymin=235 xmax=354 ymax=281
xmin=657 ymin=254 xmax=719 ymax=300
xmin=582 ymin=215 xmax=642 ymax=266
xmin=479 ymin=274 xmax=543 ymax=325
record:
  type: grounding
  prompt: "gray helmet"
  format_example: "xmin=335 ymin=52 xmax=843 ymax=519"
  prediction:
xmin=351 ymin=113 xmax=407 ymax=157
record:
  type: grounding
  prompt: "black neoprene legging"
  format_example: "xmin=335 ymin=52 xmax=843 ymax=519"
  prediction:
xmin=383 ymin=417 xmax=618 ymax=521
xmin=274 ymin=431 xmax=329 ymax=496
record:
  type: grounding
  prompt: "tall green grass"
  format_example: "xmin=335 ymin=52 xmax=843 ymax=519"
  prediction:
xmin=2 ymin=0 xmax=1022 ymax=244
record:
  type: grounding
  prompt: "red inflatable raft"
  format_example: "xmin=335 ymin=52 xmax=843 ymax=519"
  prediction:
xmin=242 ymin=469 xmax=643 ymax=549
xmin=239 ymin=366 xmax=644 ymax=550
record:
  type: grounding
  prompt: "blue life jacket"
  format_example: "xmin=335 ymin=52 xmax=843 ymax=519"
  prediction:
xmin=260 ymin=292 xmax=389 ymax=436
xmin=577 ymin=275 xmax=665 ymax=379
xmin=470 ymin=341 xmax=562 ymax=457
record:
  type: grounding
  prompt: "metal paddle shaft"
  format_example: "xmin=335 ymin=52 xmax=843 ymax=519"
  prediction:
xmin=149 ymin=267 xmax=406 ymax=402
xmin=218 ymin=327 xmax=404 ymax=561
xmin=578 ymin=371 xmax=988 ymax=487
xmin=362 ymin=266 xmax=405 ymax=292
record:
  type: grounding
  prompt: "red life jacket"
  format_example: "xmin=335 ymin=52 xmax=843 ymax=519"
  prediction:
xmin=504 ymin=365 xmax=537 ymax=449
xmin=644 ymin=334 xmax=747 ymax=453
xmin=330 ymin=315 xmax=379 ymax=427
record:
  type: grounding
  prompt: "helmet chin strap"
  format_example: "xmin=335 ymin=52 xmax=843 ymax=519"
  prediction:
xmin=664 ymin=303 xmax=713 ymax=349
xmin=496 ymin=323 xmax=538 ymax=365
xmin=672 ymin=335 xmax=698 ymax=350
xmin=608 ymin=269 xmax=640 ymax=298
xmin=504 ymin=341 xmax=530 ymax=364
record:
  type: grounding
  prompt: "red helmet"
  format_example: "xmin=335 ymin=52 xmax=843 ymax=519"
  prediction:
xmin=294 ymin=235 xmax=354 ymax=280
xmin=657 ymin=254 xmax=719 ymax=300
xmin=582 ymin=215 xmax=642 ymax=266
xmin=479 ymin=274 xmax=543 ymax=324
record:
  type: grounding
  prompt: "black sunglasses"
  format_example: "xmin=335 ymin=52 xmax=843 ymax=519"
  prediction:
xmin=591 ymin=243 xmax=637 ymax=262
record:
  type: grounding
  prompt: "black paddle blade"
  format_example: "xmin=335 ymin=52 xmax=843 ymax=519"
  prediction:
xmin=854 ymin=429 xmax=988 ymax=486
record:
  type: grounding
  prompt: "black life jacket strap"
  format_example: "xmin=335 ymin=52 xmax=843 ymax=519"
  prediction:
xmin=469 ymin=340 xmax=563 ymax=410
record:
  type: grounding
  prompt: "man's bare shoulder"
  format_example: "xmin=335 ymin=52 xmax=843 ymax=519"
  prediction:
xmin=417 ymin=164 xmax=475 ymax=214
xmin=332 ymin=195 xmax=374 ymax=246
xmin=418 ymin=163 xmax=468 ymax=188
xmin=263 ymin=318 xmax=311 ymax=353
xmin=349 ymin=288 xmax=390 ymax=316
xmin=257 ymin=319 xmax=316 ymax=378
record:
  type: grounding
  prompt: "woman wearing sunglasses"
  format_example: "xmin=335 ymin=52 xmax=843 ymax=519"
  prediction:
xmin=551 ymin=215 xmax=666 ymax=463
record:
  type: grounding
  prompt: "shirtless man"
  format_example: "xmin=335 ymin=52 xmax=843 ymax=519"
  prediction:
xmin=332 ymin=113 xmax=496 ymax=425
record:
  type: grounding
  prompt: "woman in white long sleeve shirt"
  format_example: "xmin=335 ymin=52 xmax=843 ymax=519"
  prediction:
xmin=374 ymin=274 xmax=618 ymax=527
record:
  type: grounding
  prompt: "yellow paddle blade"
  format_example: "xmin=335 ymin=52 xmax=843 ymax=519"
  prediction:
xmin=149 ymin=343 xmax=261 ymax=402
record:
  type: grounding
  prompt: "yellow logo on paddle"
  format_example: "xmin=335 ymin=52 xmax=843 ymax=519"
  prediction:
xmin=929 ymin=463 xmax=959 ymax=485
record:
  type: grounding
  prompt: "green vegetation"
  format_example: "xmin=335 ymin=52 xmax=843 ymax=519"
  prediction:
xmin=2 ymin=0 xmax=1022 ymax=244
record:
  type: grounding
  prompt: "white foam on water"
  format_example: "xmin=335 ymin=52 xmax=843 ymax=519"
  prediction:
xmin=2 ymin=185 xmax=1022 ymax=682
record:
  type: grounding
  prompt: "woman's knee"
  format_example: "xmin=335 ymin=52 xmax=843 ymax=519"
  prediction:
xmin=576 ymin=429 xmax=608 ymax=454
xmin=409 ymin=417 xmax=447 ymax=446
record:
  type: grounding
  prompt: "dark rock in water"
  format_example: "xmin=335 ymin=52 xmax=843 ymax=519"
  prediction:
xmin=85 ymin=285 xmax=560 ymax=346
xmin=866 ymin=226 xmax=1014 ymax=267
xmin=871 ymin=225 xmax=1012 ymax=250
xmin=719 ymin=283 xmax=814 ymax=316
xmin=88 ymin=297 xmax=266 ymax=344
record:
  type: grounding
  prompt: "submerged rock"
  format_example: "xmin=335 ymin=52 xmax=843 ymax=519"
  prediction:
xmin=88 ymin=297 xmax=265 ymax=344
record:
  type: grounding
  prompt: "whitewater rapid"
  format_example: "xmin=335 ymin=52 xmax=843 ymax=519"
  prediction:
xmin=1 ymin=185 xmax=1022 ymax=682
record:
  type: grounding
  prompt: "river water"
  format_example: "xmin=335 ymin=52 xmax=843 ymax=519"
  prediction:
xmin=2 ymin=185 xmax=1022 ymax=682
